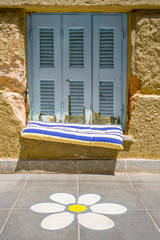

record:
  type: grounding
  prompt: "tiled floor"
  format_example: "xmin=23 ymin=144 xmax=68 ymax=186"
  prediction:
xmin=0 ymin=173 xmax=160 ymax=240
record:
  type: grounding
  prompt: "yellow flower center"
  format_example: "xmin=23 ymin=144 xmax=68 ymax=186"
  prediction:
xmin=68 ymin=204 xmax=87 ymax=213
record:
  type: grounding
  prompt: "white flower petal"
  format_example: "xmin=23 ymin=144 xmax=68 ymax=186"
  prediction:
xmin=91 ymin=203 xmax=127 ymax=215
xmin=50 ymin=193 xmax=76 ymax=205
xmin=78 ymin=194 xmax=101 ymax=206
xmin=78 ymin=213 xmax=114 ymax=230
xmin=31 ymin=202 xmax=65 ymax=213
xmin=41 ymin=212 xmax=74 ymax=230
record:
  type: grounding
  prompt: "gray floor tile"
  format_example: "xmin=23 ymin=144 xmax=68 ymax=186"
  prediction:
xmin=0 ymin=173 xmax=160 ymax=239
xmin=0 ymin=174 xmax=28 ymax=187
xmin=0 ymin=209 xmax=78 ymax=240
xmin=0 ymin=187 xmax=22 ymax=208
xmin=0 ymin=209 xmax=10 ymax=230
xmin=136 ymin=187 xmax=160 ymax=210
xmin=129 ymin=173 xmax=160 ymax=187
xmin=78 ymin=174 xmax=131 ymax=187
xmin=78 ymin=187 xmax=145 ymax=210
xmin=79 ymin=210 xmax=160 ymax=240
xmin=26 ymin=174 xmax=77 ymax=187
xmin=15 ymin=187 xmax=77 ymax=208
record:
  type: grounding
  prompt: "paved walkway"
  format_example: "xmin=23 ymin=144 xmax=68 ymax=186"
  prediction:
xmin=0 ymin=173 xmax=160 ymax=240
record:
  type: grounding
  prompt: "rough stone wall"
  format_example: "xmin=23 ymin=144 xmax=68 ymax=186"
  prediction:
xmin=131 ymin=12 xmax=160 ymax=94
xmin=0 ymin=9 xmax=160 ymax=160
xmin=0 ymin=0 xmax=160 ymax=8
xmin=0 ymin=94 xmax=22 ymax=158
xmin=0 ymin=11 xmax=27 ymax=158
xmin=123 ymin=11 xmax=160 ymax=159
xmin=0 ymin=1 xmax=160 ymax=14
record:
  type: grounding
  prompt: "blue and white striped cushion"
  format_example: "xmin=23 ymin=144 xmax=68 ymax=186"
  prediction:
xmin=21 ymin=121 xmax=123 ymax=149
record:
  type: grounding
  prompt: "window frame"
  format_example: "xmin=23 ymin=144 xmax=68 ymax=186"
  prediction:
xmin=27 ymin=13 xmax=128 ymax=131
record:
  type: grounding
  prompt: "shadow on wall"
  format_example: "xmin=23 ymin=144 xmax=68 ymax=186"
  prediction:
xmin=15 ymin=137 xmax=133 ymax=174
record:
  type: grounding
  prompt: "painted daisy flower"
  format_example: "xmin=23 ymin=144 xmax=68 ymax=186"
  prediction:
xmin=31 ymin=193 xmax=127 ymax=231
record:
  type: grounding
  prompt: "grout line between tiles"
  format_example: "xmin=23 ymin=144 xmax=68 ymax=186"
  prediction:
xmin=0 ymin=174 xmax=30 ymax=235
xmin=126 ymin=173 xmax=160 ymax=233
xmin=77 ymin=174 xmax=80 ymax=240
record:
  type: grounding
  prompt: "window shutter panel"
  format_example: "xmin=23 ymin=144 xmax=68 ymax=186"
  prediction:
xmin=63 ymin=15 xmax=92 ymax=123
xmin=93 ymin=15 xmax=123 ymax=124
xmin=31 ymin=15 xmax=61 ymax=121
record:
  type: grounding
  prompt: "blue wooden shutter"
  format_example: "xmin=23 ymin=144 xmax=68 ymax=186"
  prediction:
xmin=31 ymin=15 xmax=61 ymax=121
xmin=93 ymin=15 xmax=123 ymax=123
xmin=69 ymin=28 xmax=85 ymax=116
xmin=63 ymin=15 xmax=92 ymax=124
xmin=28 ymin=13 xmax=127 ymax=127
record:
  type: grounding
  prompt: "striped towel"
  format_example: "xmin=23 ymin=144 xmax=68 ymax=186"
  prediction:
xmin=21 ymin=121 xmax=123 ymax=149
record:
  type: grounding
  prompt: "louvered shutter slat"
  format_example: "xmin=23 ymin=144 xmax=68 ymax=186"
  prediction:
xmin=69 ymin=29 xmax=84 ymax=68
xmin=40 ymin=80 xmax=55 ymax=115
xmin=39 ymin=28 xmax=54 ymax=68
xmin=70 ymin=81 xmax=84 ymax=116
xmin=100 ymin=81 xmax=114 ymax=116
xmin=100 ymin=29 xmax=114 ymax=68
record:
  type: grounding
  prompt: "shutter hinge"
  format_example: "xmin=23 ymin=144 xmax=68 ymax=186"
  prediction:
xmin=121 ymin=104 xmax=124 ymax=115
xmin=29 ymin=29 xmax=32 ymax=39
xmin=60 ymin=29 xmax=63 ymax=39
xmin=121 ymin=31 xmax=124 ymax=41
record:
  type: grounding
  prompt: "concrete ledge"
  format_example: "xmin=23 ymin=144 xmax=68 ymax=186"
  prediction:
xmin=0 ymin=158 xmax=160 ymax=174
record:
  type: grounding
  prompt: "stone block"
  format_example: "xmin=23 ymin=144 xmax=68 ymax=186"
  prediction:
xmin=119 ymin=95 xmax=160 ymax=159
xmin=0 ymin=94 xmax=22 ymax=159
xmin=131 ymin=12 xmax=160 ymax=94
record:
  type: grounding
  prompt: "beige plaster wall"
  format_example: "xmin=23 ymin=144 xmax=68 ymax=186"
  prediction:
xmin=0 ymin=94 xmax=22 ymax=158
xmin=0 ymin=9 xmax=159 ymax=160
xmin=0 ymin=0 xmax=160 ymax=7
xmin=125 ymin=10 xmax=160 ymax=159
xmin=0 ymin=0 xmax=160 ymax=13
xmin=0 ymin=11 xmax=28 ymax=158
xmin=131 ymin=11 xmax=160 ymax=94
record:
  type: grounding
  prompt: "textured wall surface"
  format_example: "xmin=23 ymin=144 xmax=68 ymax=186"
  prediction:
xmin=0 ymin=12 xmax=27 ymax=128
xmin=0 ymin=11 xmax=27 ymax=158
xmin=0 ymin=0 xmax=160 ymax=7
xmin=126 ymin=11 xmax=160 ymax=159
xmin=0 ymin=9 xmax=160 ymax=161
xmin=120 ymin=95 xmax=160 ymax=159
xmin=0 ymin=0 xmax=160 ymax=13
xmin=0 ymin=94 xmax=22 ymax=158
xmin=131 ymin=12 xmax=160 ymax=94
